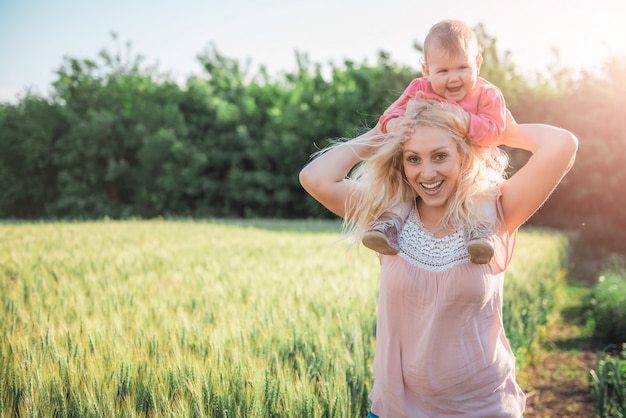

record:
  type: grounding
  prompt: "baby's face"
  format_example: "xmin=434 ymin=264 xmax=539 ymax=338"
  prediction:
xmin=422 ymin=47 xmax=482 ymax=102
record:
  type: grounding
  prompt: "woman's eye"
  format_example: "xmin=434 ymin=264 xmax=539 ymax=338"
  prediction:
xmin=407 ymin=156 xmax=420 ymax=163
xmin=434 ymin=153 xmax=447 ymax=161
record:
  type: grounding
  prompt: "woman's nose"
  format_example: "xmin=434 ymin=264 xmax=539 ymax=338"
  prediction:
xmin=422 ymin=163 xmax=438 ymax=179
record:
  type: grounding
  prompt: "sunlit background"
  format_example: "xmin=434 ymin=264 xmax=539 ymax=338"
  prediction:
xmin=1 ymin=2 xmax=626 ymax=416
xmin=1 ymin=0 xmax=625 ymax=103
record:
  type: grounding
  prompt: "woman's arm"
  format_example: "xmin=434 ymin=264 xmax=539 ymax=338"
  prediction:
xmin=299 ymin=127 xmax=381 ymax=218
xmin=499 ymin=119 xmax=578 ymax=234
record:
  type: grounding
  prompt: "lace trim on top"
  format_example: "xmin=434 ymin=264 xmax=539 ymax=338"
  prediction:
xmin=398 ymin=210 xmax=470 ymax=272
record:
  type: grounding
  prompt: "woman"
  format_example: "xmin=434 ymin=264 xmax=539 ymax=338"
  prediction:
xmin=299 ymin=99 xmax=577 ymax=417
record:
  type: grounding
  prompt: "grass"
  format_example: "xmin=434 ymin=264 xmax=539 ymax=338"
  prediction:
xmin=504 ymin=229 xmax=569 ymax=366
xmin=0 ymin=219 xmax=569 ymax=417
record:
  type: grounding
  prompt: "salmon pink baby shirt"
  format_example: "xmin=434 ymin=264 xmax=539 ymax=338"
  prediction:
xmin=368 ymin=199 xmax=526 ymax=417
xmin=379 ymin=77 xmax=507 ymax=147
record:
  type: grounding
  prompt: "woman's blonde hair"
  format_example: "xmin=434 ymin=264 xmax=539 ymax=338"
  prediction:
xmin=343 ymin=98 xmax=509 ymax=246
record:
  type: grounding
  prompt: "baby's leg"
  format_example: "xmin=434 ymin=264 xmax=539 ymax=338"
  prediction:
xmin=361 ymin=202 xmax=411 ymax=255
xmin=467 ymin=198 xmax=496 ymax=264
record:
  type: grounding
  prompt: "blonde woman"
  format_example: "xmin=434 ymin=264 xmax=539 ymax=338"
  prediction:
xmin=299 ymin=99 xmax=577 ymax=417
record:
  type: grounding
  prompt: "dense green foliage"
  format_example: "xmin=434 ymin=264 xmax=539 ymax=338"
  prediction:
xmin=0 ymin=40 xmax=414 ymax=220
xmin=587 ymin=270 xmax=626 ymax=341
xmin=0 ymin=220 xmax=567 ymax=417
xmin=1 ymin=29 xmax=625 ymax=257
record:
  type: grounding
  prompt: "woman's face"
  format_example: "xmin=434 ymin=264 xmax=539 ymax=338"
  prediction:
xmin=402 ymin=124 xmax=463 ymax=210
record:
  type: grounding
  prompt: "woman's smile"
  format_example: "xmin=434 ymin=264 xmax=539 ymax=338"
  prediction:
xmin=420 ymin=180 xmax=444 ymax=194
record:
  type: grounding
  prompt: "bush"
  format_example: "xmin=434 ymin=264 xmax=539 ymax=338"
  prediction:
xmin=589 ymin=343 xmax=626 ymax=418
xmin=587 ymin=271 xmax=626 ymax=341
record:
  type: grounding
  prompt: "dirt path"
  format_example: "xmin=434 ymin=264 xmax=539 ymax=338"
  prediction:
xmin=521 ymin=346 xmax=598 ymax=417
xmin=517 ymin=292 xmax=607 ymax=418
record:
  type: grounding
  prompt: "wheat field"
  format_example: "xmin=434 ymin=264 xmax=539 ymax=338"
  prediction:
xmin=0 ymin=220 xmax=567 ymax=417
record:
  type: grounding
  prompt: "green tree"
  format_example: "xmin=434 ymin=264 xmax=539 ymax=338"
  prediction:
xmin=0 ymin=97 xmax=67 ymax=217
xmin=48 ymin=39 xmax=191 ymax=218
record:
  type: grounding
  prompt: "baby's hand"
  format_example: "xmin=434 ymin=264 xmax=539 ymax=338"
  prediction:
xmin=385 ymin=117 xmax=405 ymax=133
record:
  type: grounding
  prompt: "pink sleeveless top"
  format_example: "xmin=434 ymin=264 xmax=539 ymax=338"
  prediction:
xmin=369 ymin=201 xmax=526 ymax=417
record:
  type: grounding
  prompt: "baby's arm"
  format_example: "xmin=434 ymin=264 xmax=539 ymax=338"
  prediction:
xmin=495 ymin=110 xmax=520 ymax=148
xmin=378 ymin=78 xmax=423 ymax=133
xmin=466 ymin=83 xmax=508 ymax=146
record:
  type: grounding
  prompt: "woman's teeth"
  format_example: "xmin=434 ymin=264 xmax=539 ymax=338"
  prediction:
xmin=422 ymin=181 xmax=443 ymax=190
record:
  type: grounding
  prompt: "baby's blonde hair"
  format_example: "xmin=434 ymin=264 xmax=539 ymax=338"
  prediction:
xmin=343 ymin=98 xmax=508 ymax=246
